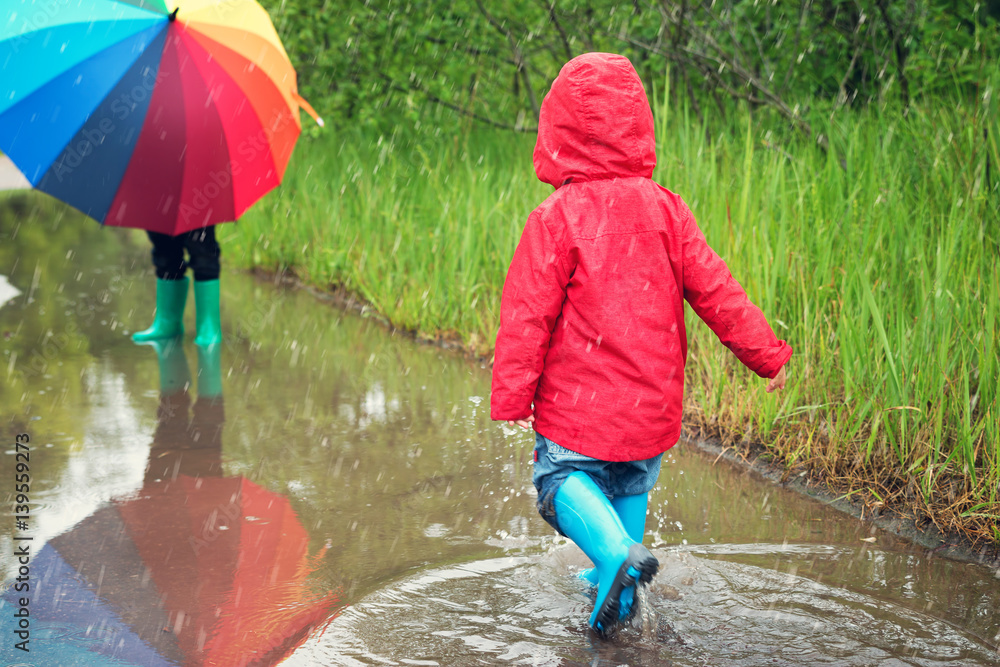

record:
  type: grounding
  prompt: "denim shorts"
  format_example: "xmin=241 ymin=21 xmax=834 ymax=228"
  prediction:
xmin=532 ymin=433 xmax=663 ymax=535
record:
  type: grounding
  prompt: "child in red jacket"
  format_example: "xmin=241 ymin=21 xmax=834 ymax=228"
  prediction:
xmin=490 ymin=53 xmax=791 ymax=635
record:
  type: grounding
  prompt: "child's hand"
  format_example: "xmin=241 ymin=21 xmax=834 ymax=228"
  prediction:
xmin=507 ymin=415 xmax=535 ymax=430
xmin=765 ymin=365 xmax=787 ymax=393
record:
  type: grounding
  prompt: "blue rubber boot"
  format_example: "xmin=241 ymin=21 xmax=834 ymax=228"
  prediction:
xmin=193 ymin=279 xmax=222 ymax=348
xmin=554 ymin=472 xmax=658 ymax=636
xmin=132 ymin=277 xmax=188 ymax=342
xmin=579 ymin=492 xmax=649 ymax=619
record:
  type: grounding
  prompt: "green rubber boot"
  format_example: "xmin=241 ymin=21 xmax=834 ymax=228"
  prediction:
xmin=132 ymin=277 xmax=188 ymax=342
xmin=193 ymin=279 xmax=222 ymax=348
xmin=196 ymin=343 xmax=223 ymax=400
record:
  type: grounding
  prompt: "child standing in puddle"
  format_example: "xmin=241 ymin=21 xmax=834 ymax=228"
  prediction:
xmin=490 ymin=52 xmax=791 ymax=635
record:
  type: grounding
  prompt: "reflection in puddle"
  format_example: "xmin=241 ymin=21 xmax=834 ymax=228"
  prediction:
xmin=3 ymin=341 xmax=335 ymax=666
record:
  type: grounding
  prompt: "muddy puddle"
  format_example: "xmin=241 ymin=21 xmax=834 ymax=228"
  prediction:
xmin=1 ymin=197 xmax=999 ymax=666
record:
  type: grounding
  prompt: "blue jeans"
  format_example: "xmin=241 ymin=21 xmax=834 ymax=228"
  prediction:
xmin=532 ymin=433 xmax=663 ymax=535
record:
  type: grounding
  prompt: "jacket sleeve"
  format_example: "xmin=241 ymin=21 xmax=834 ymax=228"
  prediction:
xmin=680 ymin=205 xmax=792 ymax=378
xmin=491 ymin=210 xmax=575 ymax=421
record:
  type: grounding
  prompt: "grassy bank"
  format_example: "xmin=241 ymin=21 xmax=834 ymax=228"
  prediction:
xmin=228 ymin=92 xmax=999 ymax=546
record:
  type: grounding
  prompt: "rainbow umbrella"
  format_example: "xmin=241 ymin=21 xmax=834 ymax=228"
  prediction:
xmin=0 ymin=0 xmax=321 ymax=235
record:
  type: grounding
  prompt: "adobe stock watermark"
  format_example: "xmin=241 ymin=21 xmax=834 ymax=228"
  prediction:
xmin=10 ymin=433 xmax=32 ymax=654
xmin=5 ymin=0 xmax=75 ymax=54
xmin=46 ymin=69 xmax=162 ymax=184
xmin=177 ymin=108 xmax=300 ymax=227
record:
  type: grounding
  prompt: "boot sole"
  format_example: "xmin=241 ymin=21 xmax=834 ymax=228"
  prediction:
xmin=593 ymin=543 xmax=658 ymax=635
xmin=132 ymin=328 xmax=184 ymax=342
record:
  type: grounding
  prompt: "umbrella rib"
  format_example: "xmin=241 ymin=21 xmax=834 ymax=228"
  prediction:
xmin=176 ymin=29 xmax=284 ymax=206
xmin=100 ymin=25 xmax=181 ymax=230
xmin=180 ymin=27 xmax=297 ymax=182
xmin=181 ymin=21 xmax=299 ymax=116
xmin=3 ymin=18 xmax=165 ymax=111
xmin=168 ymin=31 xmax=241 ymax=226
xmin=177 ymin=2 xmax=289 ymax=59
xmin=8 ymin=15 xmax=164 ymax=44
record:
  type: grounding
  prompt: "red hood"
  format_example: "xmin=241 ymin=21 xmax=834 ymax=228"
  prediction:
xmin=533 ymin=53 xmax=656 ymax=188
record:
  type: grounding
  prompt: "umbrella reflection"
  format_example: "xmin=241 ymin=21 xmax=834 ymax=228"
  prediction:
xmin=11 ymin=341 xmax=336 ymax=666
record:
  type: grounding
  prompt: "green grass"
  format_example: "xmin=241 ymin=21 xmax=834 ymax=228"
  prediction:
xmin=225 ymin=127 xmax=542 ymax=351
xmin=228 ymin=90 xmax=1000 ymax=544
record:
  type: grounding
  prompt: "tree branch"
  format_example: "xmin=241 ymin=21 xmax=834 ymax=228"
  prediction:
xmin=378 ymin=73 xmax=536 ymax=133
xmin=874 ymin=0 xmax=911 ymax=108
xmin=782 ymin=0 xmax=811 ymax=93
xmin=540 ymin=0 xmax=574 ymax=61
xmin=474 ymin=0 xmax=541 ymax=120
xmin=618 ymin=23 xmax=815 ymax=140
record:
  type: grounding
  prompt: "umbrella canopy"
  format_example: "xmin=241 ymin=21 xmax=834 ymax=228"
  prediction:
xmin=1 ymin=545 xmax=179 ymax=666
xmin=115 ymin=475 xmax=335 ymax=665
xmin=31 ymin=475 xmax=336 ymax=667
xmin=0 ymin=0 xmax=321 ymax=235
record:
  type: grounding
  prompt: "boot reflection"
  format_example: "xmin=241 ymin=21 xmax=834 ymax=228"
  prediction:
xmin=146 ymin=339 xmax=225 ymax=482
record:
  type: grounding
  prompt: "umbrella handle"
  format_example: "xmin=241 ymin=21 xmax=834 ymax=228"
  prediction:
xmin=292 ymin=92 xmax=325 ymax=128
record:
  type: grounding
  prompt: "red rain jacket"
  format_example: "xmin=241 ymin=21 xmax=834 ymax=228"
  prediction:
xmin=490 ymin=53 xmax=792 ymax=462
